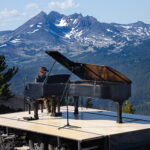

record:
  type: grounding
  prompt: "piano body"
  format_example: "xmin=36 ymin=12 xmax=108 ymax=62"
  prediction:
xmin=25 ymin=51 xmax=132 ymax=123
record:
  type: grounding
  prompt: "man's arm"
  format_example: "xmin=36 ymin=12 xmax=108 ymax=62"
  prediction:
xmin=35 ymin=76 xmax=39 ymax=83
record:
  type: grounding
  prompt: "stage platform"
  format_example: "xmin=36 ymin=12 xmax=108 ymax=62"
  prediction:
xmin=0 ymin=106 xmax=150 ymax=149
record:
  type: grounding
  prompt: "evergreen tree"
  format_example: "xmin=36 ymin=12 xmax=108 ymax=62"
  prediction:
xmin=86 ymin=98 xmax=93 ymax=108
xmin=0 ymin=55 xmax=18 ymax=100
xmin=122 ymin=101 xmax=135 ymax=114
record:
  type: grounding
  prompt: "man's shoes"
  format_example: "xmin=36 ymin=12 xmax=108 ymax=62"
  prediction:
xmin=34 ymin=116 xmax=39 ymax=120
xmin=23 ymin=117 xmax=39 ymax=121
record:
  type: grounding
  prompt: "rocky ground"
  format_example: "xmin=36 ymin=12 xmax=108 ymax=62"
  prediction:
xmin=0 ymin=95 xmax=29 ymax=150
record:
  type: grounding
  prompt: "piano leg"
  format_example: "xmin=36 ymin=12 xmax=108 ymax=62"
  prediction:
xmin=28 ymin=104 xmax=31 ymax=114
xmin=57 ymin=96 xmax=60 ymax=113
xmin=51 ymin=96 xmax=62 ymax=117
xmin=33 ymin=101 xmax=39 ymax=119
xmin=74 ymin=96 xmax=79 ymax=115
xmin=116 ymin=101 xmax=123 ymax=123
xmin=51 ymin=97 xmax=56 ymax=116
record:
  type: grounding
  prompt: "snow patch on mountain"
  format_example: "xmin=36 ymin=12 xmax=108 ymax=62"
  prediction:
xmin=121 ymin=25 xmax=132 ymax=29
xmin=69 ymin=46 xmax=95 ymax=57
xmin=65 ymin=28 xmax=83 ymax=39
xmin=0 ymin=44 xmax=7 ymax=47
xmin=106 ymin=29 xmax=112 ymax=32
xmin=10 ymin=39 xmax=21 ymax=43
xmin=55 ymin=18 xmax=68 ymax=27
xmin=27 ymin=29 xmax=39 ymax=34
xmin=37 ymin=25 xmax=41 ymax=28
xmin=73 ymin=19 xmax=78 ymax=24
xmin=30 ymin=24 xmax=34 ymax=28
xmin=107 ymin=41 xmax=127 ymax=55
xmin=145 ymin=31 xmax=150 ymax=36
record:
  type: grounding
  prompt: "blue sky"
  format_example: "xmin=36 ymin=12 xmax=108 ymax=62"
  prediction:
xmin=0 ymin=0 xmax=150 ymax=31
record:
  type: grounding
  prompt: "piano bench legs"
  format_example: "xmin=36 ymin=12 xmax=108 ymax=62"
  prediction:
xmin=41 ymin=103 xmax=43 ymax=113
xmin=43 ymin=99 xmax=51 ymax=113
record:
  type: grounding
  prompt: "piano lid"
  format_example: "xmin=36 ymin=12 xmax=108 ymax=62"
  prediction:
xmin=45 ymin=51 xmax=132 ymax=84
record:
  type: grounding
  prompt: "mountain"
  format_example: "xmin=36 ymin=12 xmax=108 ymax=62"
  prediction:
xmin=1 ymin=11 xmax=150 ymax=64
xmin=0 ymin=11 xmax=150 ymax=114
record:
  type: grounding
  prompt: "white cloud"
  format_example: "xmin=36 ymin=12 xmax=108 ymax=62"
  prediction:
xmin=21 ymin=12 xmax=27 ymax=17
xmin=0 ymin=8 xmax=18 ymax=18
xmin=48 ymin=0 xmax=80 ymax=9
xmin=0 ymin=5 xmax=40 ymax=31
xmin=26 ymin=3 xmax=39 ymax=10
xmin=0 ymin=23 xmax=6 ymax=27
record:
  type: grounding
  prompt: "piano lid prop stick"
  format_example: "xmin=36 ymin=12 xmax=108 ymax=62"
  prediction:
xmin=43 ymin=60 xmax=56 ymax=84
xmin=48 ymin=60 xmax=56 ymax=76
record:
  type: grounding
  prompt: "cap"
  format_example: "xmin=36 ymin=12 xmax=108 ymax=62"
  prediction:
xmin=40 ymin=66 xmax=48 ymax=72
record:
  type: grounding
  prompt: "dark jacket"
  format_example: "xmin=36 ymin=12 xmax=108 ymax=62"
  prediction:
xmin=35 ymin=75 xmax=46 ymax=83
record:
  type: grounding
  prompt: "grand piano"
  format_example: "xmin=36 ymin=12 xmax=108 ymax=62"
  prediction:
xmin=25 ymin=51 xmax=132 ymax=123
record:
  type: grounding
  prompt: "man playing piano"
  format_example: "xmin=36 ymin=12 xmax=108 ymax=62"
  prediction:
xmin=35 ymin=66 xmax=48 ymax=83
xmin=33 ymin=66 xmax=51 ymax=119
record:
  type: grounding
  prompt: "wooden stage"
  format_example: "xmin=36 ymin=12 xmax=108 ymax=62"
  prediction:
xmin=0 ymin=106 xmax=150 ymax=149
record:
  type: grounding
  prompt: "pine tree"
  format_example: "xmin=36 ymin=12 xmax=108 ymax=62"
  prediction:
xmin=0 ymin=55 xmax=18 ymax=100
xmin=122 ymin=101 xmax=135 ymax=114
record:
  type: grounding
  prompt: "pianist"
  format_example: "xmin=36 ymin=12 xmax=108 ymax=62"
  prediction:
xmin=35 ymin=66 xmax=48 ymax=82
xmin=33 ymin=66 xmax=51 ymax=119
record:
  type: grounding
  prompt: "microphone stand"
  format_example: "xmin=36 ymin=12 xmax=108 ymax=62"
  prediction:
xmin=58 ymin=94 xmax=81 ymax=130
xmin=58 ymin=68 xmax=81 ymax=130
